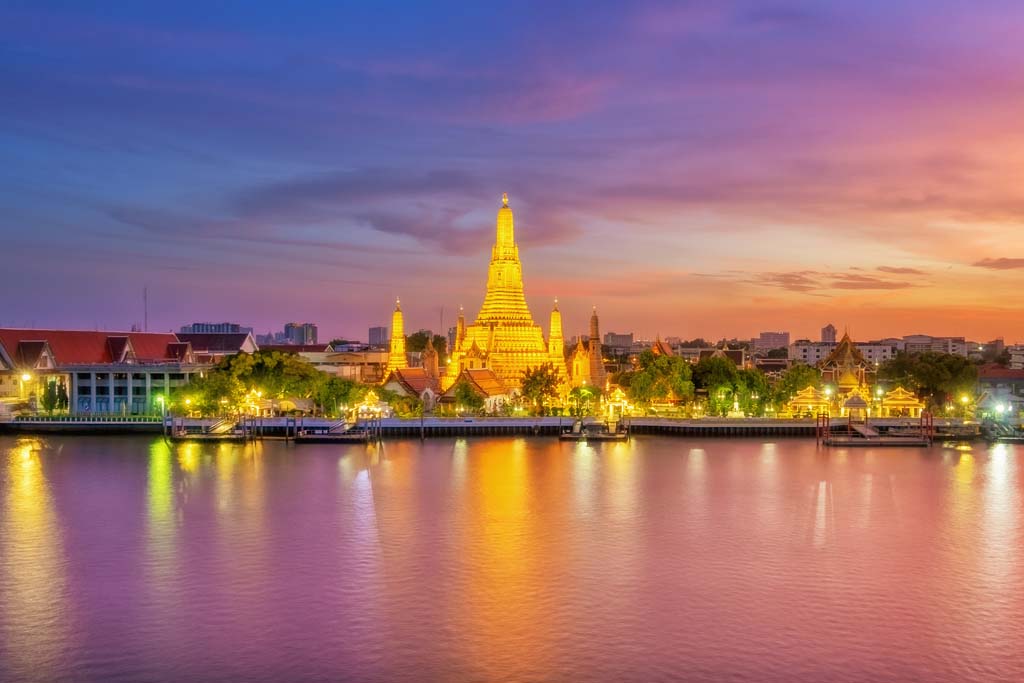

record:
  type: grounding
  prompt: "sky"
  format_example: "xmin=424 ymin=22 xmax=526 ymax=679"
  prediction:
xmin=1 ymin=0 xmax=1023 ymax=343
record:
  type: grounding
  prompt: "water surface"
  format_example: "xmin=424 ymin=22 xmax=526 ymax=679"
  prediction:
xmin=1 ymin=435 xmax=1022 ymax=682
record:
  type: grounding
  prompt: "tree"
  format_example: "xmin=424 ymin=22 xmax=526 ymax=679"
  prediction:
xmin=567 ymin=385 xmax=599 ymax=416
xmin=40 ymin=380 xmax=60 ymax=414
xmin=453 ymin=379 xmax=485 ymax=414
xmin=736 ymin=368 xmax=770 ymax=416
xmin=766 ymin=347 xmax=789 ymax=359
xmin=316 ymin=377 xmax=367 ymax=417
xmin=772 ymin=363 xmax=821 ymax=406
xmin=624 ymin=349 xmax=695 ymax=409
xmin=693 ymin=356 xmax=741 ymax=416
xmin=879 ymin=352 xmax=978 ymax=407
xmin=520 ymin=363 xmax=560 ymax=415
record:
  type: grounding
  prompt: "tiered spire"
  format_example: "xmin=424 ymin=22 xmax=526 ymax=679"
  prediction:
xmin=386 ymin=298 xmax=407 ymax=372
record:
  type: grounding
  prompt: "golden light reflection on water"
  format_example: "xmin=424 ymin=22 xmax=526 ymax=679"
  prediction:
xmin=1 ymin=439 xmax=70 ymax=677
xmin=460 ymin=438 xmax=551 ymax=677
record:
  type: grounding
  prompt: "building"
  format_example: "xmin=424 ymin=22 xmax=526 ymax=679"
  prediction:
xmin=976 ymin=364 xmax=1024 ymax=415
xmin=1008 ymin=344 xmax=1024 ymax=370
xmin=0 ymin=328 xmax=199 ymax=415
xmin=789 ymin=340 xmax=895 ymax=365
xmin=368 ymin=326 xmax=388 ymax=348
xmin=568 ymin=308 xmax=608 ymax=389
xmin=603 ymin=332 xmax=634 ymax=352
xmin=176 ymin=332 xmax=258 ymax=363
xmin=179 ymin=322 xmax=252 ymax=335
xmin=382 ymin=367 xmax=441 ymax=410
xmin=443 ymin=193 xmax=570 ymax=390
xmin=385 ymin=299 xmax=408 ymax=373
xmin=441 ymin=367 xmax=511 ymax=413
xmin=752 ymin=331 xmax=790 ymax=353
xmin=902 ymin=334 xmax=968 ymax=356
xmin=821 ymin=324 xmax=837 ymax=344
xmin=283 ymin=322 xmax=318 ymax=345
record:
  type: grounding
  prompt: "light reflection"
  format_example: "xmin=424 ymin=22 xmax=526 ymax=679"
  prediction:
xmin=1 ymin=439 xmax=70 ymax=678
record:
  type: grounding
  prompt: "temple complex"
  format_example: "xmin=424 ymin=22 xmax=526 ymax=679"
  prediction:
xmin=443 ymin=194 xmax=567 ymax=389
xmin=385 ymin=298 xmax=407 ymax=373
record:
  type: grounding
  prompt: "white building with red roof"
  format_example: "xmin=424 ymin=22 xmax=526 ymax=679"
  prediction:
xmin=0 ymin=328 xmax=201 ymax=415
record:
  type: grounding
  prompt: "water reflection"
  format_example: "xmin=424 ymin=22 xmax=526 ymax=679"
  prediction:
xmin=0 ymin=439 xmax=70 ymax=679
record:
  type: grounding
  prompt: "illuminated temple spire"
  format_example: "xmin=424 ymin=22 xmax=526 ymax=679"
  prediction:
xmin=386 ymin=298 xmax=407 ymax=372
xmin=589 ymin=306 xmax=606 ymax=388
xmin=548 ymin=299 xmax=564 ymax=360
xmin=445 ymin=193 xmax=553 ymax=389
xmin=477 ymin=193 xmax=534 ymax=324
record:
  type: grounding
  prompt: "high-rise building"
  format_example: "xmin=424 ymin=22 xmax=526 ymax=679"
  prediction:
xmin=368 ymin=326 xmax=388 ymax=347
xmin=283 ymin=322 xmax=318 ymax=345
xmin=821 ymin=324 xmax=837 ymax=344
xmin=179 ymin=322 xmax=252 ymax=335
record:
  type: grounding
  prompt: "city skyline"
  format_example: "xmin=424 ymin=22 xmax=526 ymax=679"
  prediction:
xmin=2 ymin=1 xmax=1023 ymax=341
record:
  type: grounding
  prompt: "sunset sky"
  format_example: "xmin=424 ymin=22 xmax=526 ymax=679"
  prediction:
xmin=2 ymin=1 xmax=1023 ymax=343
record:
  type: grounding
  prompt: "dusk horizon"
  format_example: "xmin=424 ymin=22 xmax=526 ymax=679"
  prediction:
xmin=3 ymin=1 xmax=1023 ymax=343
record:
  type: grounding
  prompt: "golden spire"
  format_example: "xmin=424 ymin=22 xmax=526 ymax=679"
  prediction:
xmin=386 ymin=297 xmax=407 ymax=373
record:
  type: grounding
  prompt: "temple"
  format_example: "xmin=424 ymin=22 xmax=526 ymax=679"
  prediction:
xmin=568 ymin=307 xmax=607 ymax=389
xmin=385 ymin=298 xmax=407 ymax=373
xmin=444 ymin=194 xmax=566 ymax=389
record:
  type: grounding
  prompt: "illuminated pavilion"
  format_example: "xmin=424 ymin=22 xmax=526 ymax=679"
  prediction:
xmin=444 ymin=193 xmax=567 ymax=390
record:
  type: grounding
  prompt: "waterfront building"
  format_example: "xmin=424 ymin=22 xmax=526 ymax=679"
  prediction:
xmin=382 ymin=368 xmax=440 ymax=410
xmin=877 ymin=387 xmax=925 ymax=418
xmin=0 ymin=328 xmax=199 ymax=415
xmin=443 ymin=194 xmax=568 ymax=390
xmin=821 ymin=323 xmax=837 ymax=344
xmin=176 ymin=332 xmax=258 ymax=362
xmin=752 ymin=331 xmax=790 ymax=353
xmin=784 ymin=386 xmax=830 ymax=417
xmin=386 ymin=299 xmax=408 ymax=373
xmin=441 ymin=367 xmax=511 ymax=413
xmin=368 ymin=326 xmax=388 ymax=348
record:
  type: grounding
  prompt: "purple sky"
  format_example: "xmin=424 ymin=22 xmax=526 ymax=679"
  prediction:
xmin=2 ymin=1 xmax=1023 ymax=343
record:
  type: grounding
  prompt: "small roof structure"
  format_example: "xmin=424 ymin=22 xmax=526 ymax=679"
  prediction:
xmin=843 ymin=394 xmax=868 ymax=409
xmin=883 ymin=386 xmax=924 ymax=407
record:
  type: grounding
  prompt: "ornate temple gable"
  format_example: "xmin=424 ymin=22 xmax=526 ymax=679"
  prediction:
xmin=821 ymin=331 xmax=867 ymax=370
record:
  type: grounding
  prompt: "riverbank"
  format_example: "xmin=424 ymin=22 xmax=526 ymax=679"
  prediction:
xmin=0 ymin=415 xmax=985 ymax=440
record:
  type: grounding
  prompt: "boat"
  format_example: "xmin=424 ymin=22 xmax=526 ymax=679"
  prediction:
xmin=559 ymin=419 xmax=629 ymax=442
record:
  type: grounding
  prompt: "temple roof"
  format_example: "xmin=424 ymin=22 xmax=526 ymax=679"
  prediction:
xmin=0 ymin=328 xmax=183 ymax=366
xmin=821 ymin=332 xmax=867 ymax=369
xmin=384 ymin=368 xmax=440 ymax=396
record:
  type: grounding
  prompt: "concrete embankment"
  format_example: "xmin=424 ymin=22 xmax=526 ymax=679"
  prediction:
xmin=1 ymin=416 xmax=972 ymax=440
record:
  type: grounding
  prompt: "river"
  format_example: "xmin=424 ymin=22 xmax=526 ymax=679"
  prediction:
xmin=0 ymin=435 xmax=1021 ymax=682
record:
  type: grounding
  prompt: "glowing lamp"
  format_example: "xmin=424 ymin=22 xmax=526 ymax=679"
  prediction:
xmin=21 ymin=373 xmax=32 ymax=382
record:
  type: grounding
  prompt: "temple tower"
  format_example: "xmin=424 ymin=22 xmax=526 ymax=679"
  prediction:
xmin=422 ymin=336 xmax=439 ymax=378
xmin=445 ymin=193 xmax=551 ymax=389
xmin=386 ymin=298 xmax=408 ymax=372
xmin=548 ymin=300 xmax=564 ymax=362
xmin=588 ymin=307 xmax=606 ymax=388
